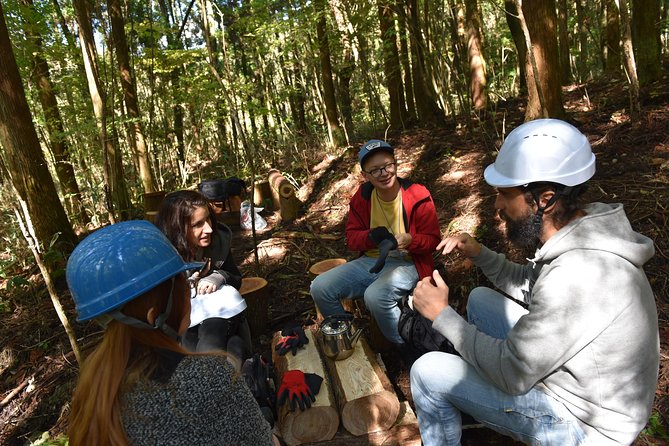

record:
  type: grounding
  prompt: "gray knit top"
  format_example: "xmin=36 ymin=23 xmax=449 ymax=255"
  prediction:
xmin=121 ymin=351 xmax=273 ymax=445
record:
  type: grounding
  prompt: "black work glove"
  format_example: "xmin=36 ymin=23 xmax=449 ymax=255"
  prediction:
xmin=368 ymin=226 xmax=397 ymax=246
xmin=369 ymin=238 xmax=398 ymax=274
xmin=277 ymin=370 xmax=324 ymax=411
xmin=275 ymin=325 xmax=309 ymax=356
xmin=241 ymin=354 xmax=276 ymax=426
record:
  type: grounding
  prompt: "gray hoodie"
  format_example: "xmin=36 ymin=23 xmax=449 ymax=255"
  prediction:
xmin=433 ymin=203 xmax=659 ymax=445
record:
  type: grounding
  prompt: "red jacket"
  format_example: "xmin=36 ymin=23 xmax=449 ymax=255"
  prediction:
xmin=346 ymin=178 xmax=441 ymax=279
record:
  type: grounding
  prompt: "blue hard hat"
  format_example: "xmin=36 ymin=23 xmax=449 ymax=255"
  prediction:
xmin=358 ymin=140 xmax=394 ymax=166
xmin=66 ymin=220 xmax=202 ymax=322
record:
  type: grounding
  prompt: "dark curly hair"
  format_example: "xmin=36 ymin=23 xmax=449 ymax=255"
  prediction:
xmin=522 ymin=182 xmax=589 ymax=230
xmin=154 ymin=190 xmax=218 ymax=262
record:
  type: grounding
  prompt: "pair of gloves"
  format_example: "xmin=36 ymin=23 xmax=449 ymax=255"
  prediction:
xmin=274 ymin=325 xmax=323 ymax=411
xmin=275 ymin=325 xmax=309 ymax=356
xmin=368 ymin=227 xmax=398 ymax=274
xmin=277 ymin=370 xmax=323 ymax=411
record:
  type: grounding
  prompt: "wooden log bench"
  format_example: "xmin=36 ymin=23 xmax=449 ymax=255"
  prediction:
xmin=272 ymin=329 xmax=340 ymax=445
xmin=272 ymin=327 xmax=420 ymax=446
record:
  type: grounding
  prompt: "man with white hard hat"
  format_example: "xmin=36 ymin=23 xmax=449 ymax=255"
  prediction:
xmin=410 ymin=119 xmax=659 ymax=445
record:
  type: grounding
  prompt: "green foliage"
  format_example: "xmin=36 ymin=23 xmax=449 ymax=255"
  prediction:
xmin=641 ymin=412 xmax=669 ymax=440
xmin=26 ymin=432 xmax=69 ymax=446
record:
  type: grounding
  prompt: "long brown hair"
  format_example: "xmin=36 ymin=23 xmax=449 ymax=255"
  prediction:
xmin=68 ymin=275 xmax=191 ymax=446
xmin=154 ymin=190 xmax=218 ymax=262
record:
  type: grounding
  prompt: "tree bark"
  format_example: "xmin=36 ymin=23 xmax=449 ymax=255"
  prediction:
xmin=72 ymin=0 xmax=131 ymax=221
xmin=465 ymin=0 xmax=487 ymax=110
xmin=397 ymin=7 xmax=416 ymax=121
xmin=556 ymin=0 xmax=572 ymax=84
xmin=517 ymin=0 xmax=565 ymax=120
xmin=378 ymin=1 xmax=409 ymax=129
xmin=0 ymin=2 xmax=76 ymax=252
xmin=20 ymin=0 xmax=90 ymax=226
xmin=314 ymin=0 xmax=346 ymax=147
xmin=603 ymin=0 xmax=622 ymax=75
xmin=617 ymin=0 xmax=641 ymax=117
xmin=504 ymin=0 xmax=527 ymax=92
xmin=406 ymin=0 xmax=443 ymax=125
xmin=575 ymin=0 xmax=589 ymax=81
xmin=330 ymin=0 xmax=356 ymax=138
xmin=108 ymin=0 xmax=157 ymax=194
xmin=631 ymin=0 xmax=662 ymax=85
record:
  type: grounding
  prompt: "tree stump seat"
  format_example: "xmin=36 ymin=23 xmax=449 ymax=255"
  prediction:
xmin=239 ymin=276 xmax=269 ymax=337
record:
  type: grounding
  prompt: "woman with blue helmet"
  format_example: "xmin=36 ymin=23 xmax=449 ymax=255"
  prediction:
xmin=66 ymin=220 xmax=276 ymax=446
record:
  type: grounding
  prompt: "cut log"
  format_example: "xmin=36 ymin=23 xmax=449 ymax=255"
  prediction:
xmin=268 ymin=168 xmax=301 ymax=222
xmin=324 ymin=337 xmax=400 ymax=436
xmin=273 ymin=329 xmax=339 ymax=445
xmin=144 ymin=211 xmax=158 ymax=224
xmin=143 ymin=191 xmax=166 ymax=212
xmin=239 ymin=277 xmax=269 ymax=337
xmin=308 ymin=258 xmax=346 ymax=279
xmin=301 ymin=401 xmax=420 ymax=445
xmin=254 ymin=180 xmax=274 ymax=211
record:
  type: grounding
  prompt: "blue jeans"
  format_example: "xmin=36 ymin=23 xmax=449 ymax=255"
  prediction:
xmin=310 ymin=255 xmax=418 ymax=344
xmin=410 ymin=287 xmax=587 ymax=446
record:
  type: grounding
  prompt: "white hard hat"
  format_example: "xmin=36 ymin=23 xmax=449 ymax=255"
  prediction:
xmin=484 ymin=119 xmax=596 ymax=188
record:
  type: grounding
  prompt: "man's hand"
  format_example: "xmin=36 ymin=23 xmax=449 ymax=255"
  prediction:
xmin=413 ymin=270 xmax=450 ymax=321
xmin=436 ymin=233 xmax=482 ymax=258
xmin=395 ymin=233 xmax=412 ymax=250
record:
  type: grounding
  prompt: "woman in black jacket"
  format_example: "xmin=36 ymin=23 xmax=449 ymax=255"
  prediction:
xmin=156 ymin=190 xmax=251 ymax=369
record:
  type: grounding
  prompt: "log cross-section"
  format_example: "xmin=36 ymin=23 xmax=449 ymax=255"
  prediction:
xmin=324 ymin=337 xmax=400 ymax=436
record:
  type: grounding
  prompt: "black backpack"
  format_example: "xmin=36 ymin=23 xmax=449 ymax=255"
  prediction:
xmin=397 ymin=294 xmax=457 ymax=356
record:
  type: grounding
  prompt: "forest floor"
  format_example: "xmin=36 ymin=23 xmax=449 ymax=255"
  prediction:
xmin=1 ymin=74 xmax=668 ymax=445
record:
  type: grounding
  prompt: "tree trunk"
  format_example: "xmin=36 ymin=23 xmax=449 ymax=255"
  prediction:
xmin=504 ymin=0 xmax=528 ymax=92
xmin=556 ymin=0 xmax=572 ymax=84
xmin=0 ymin=2 xmax=76 ymax=252
xmin=397 ymin=11 xmax=416 ymax=121
xmin=517 ymin=0 xmax=565 ymax=120
xmin=603 ymin=0 xmax=622 ymax=75
xmin=465 ymin=0 xmax=487 ymax=110
xmin=631 ymin=0 xmax=662 ymax=85
xmin=72 ymin=0 xmax=131 ymax=221
xmin=378 ymin=1 xmax=409 ymax=129
xmin=575 ymin=0 xmax=589 ymax=81
xmin=20 ymin=0 xmax=90 ymax=226
xmin=618 ymin=0 xmax=641 ymax=117
xmin=314 ymin=0 xmax=346 ymax=147
xmin=406 ymin=0 xmax=443 ymax=125
xmin=108 ymin=0 xmax=157 ymax=194
xmin=330 ymin=0 xmax=356 ymax=138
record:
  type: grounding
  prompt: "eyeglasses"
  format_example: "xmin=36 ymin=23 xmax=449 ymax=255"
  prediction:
xmin=365 ymin=162 xmax=397 ymax=178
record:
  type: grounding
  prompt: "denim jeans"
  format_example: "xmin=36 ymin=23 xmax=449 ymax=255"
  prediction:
xmin=310 ymin=255 xmax=418 ymax=344
xmin=410 ymin=287 xmax=587 ymax=446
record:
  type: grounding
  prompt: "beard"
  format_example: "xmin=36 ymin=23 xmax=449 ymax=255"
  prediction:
xmin=500 ymin=209 xmax=542 ymax=250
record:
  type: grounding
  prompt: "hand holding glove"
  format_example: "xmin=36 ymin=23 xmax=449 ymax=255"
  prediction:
xmin=277 ymin=370 xmax=323 ymax=411
xmin=275 ymin=325 xmax=309 ymax=356
xmin=368 ymin=227 xmax=398 ymax=247
xmin=369 ymin=238 xmax=398 ymax=274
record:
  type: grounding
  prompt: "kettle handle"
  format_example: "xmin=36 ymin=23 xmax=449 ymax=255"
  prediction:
xmin=321 ymin=313 xmax=354 ymax=327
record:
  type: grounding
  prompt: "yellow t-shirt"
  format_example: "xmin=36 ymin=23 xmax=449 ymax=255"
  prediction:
xmin=366 ymin=189 xmax=409 ymax=259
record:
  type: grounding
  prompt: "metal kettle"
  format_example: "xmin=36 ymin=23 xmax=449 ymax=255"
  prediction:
xmin=319 ymin=314 xmax=364 ymax=361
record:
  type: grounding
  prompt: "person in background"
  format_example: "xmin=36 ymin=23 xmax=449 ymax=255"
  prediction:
xmin=310 ymin=139 xmax=441 ymax=360
xmin=155 ymin=190 xmax=251 ymax=369
xmin=411 ymin=119 xmax=659 ymax=445
xmin=66 ymin=221 xmax=279 ymax=446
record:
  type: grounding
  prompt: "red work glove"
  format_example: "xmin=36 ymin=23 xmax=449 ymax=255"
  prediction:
xmin=277 ymin=370 xmax=323 ymax=411
xmin=275 ymin=326 xmax=309 ymax=356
